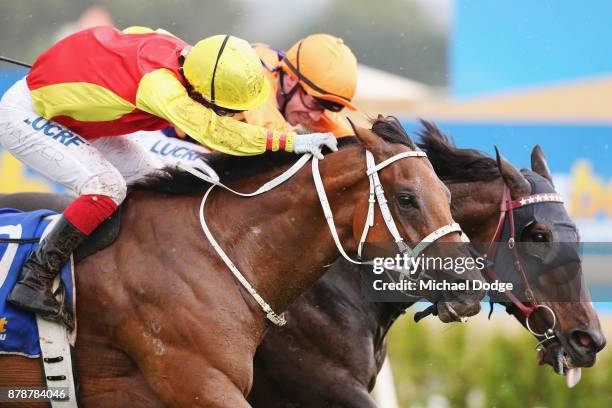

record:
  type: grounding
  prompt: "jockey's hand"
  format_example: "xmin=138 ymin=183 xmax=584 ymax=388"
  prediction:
xmin=293 ymin=133 xmax=338 ymax=159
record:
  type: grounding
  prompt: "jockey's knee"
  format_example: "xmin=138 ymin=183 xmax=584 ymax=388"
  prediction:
xmin=79 ymin=169 xmax=127 ymax=205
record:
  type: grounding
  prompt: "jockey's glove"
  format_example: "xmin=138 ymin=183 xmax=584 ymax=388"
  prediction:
xmin=293 ymin=133 xmax=338 ymax=160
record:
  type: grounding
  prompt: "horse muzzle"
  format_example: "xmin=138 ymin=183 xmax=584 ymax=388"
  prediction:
xmin=537 ymin=328 xmax=606 ymax=387
xmin=436 ymin=300 xmax=482 ymax=323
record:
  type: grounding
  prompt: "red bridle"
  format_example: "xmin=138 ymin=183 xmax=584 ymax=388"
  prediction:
xmin=483 ymin=186 xmax=564 ymax=319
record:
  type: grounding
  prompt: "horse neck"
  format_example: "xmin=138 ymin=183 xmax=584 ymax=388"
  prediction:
xmin=327 ymin=260 xmax=413 ymax=344
xmin=447 ymin=177 xmax=505 ymax=245
xmin=208 ymin=147 xmax=369 ymax=313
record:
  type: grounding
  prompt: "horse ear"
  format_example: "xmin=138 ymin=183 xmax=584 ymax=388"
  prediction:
xmin=347 ymin=117 xmax=382 ymax=153
xmin=495 ymin=146 xmax=531 ymax=199
xmin=531 ymin=144 xmax=554 ymax=185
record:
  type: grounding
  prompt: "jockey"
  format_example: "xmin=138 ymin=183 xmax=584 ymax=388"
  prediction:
xmin=0 ymin=26 xmax=337 ymax=326
xmin=245 ymin=33 xmax=358 ymax=137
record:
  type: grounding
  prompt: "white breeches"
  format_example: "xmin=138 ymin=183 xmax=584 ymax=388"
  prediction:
xmin=0 ymin=77 xmax=217 ymax=203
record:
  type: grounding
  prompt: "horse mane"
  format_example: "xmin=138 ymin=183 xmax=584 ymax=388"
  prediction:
xmin=132 ymin=116 xmax=417 ymax=195
xmin=416 ymin=120 xmax=500 ymax=183
xmin=370 ymin=116 xmax=417 ymax=149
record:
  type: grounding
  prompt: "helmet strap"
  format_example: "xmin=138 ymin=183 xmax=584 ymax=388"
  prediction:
xmin=210 ymin=35 xmax=231 ymax=105
xmin=278 ymin=69 xmax=299 ymax=115
xmin=178 ymin=46 xmax=191 ymax=83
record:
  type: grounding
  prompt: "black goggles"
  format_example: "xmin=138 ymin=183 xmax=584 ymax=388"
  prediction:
xmin=298 ymin=85 xmax=345 ymax=112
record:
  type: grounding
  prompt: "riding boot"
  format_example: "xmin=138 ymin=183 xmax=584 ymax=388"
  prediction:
xmin=7 ymin=215 xmax=87 ymax=327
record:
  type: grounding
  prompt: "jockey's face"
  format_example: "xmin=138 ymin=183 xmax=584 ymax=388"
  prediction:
xmin=278 ymin=74 xmax=324 ymax=127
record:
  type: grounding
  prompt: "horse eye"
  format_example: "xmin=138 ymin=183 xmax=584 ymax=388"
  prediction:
xmin=397 ymin=193 xmax=418 ymax=209
xmin=532 ymin=232 xmax=549 ymax=243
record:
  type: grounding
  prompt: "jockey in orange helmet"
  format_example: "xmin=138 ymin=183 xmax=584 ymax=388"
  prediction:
xmin=0 ymin=26 xmax=337 ymax=327
xmin=245 ymin=34 xmax=358 ymax=137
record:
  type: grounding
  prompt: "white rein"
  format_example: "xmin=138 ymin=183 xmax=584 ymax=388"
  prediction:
xmin=179 ymin=149 xmax=463 ymax=326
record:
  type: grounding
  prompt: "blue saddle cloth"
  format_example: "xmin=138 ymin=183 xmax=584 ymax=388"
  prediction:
xmin=0 ymin=208 xmax=74 ymax=357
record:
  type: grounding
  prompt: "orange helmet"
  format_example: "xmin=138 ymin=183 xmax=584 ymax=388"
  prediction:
xmin=280 ymin=34 xmax=358 ymax=111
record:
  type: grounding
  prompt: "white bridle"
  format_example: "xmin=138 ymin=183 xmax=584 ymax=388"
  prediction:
xmin=179 ymin=149 xmax=464 ymax=327
xmin=313 ymin=150 xmax=463 ymax=265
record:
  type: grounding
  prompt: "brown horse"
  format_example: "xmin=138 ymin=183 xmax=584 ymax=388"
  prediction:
xmin=247 ymin=121 xmax=606 ymax=408
xmin=0 ymin=117 xmax=484 ymax=407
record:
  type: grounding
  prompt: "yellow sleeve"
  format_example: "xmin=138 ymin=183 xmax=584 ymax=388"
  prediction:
xmin=135 ymin=69 xmax=295 ymax=155
xmin=242 ymin=83 xmax=291 ymax=132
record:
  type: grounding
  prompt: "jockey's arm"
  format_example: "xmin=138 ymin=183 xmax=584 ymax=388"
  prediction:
xmin=135 ymin=68 xmax=296 ymax=155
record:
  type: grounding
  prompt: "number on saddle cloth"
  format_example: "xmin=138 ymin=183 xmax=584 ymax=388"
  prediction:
xmin=0 ymin=208 xmax=75 ymax=357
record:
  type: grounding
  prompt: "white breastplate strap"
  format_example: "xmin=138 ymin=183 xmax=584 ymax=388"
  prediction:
xmin=186 ymin=155 xmax=313 ymax=327
xmin=187 ymin=148 xmax=464 ymax=327
xmin=198 ymin=186 xmax=286 ymax=326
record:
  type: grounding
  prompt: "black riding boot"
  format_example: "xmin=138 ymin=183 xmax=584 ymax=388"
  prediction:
xmin=7 ymin=216 xmax=87 ymax=327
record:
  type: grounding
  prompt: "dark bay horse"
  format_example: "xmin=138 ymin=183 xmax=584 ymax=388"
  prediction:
xmin=0 ymin=118 xmax=483 ymax=407
xmin=247 ymin=122 xmax=606 ymax=407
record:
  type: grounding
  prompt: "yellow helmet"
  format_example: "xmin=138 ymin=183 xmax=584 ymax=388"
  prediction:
xmin=183 ymin=35 xmax=270 ymax=111
xmin=281 ymin=34 xmax=358 ymax=111
xmin=122 ymin=26 xmax=175 ymax=36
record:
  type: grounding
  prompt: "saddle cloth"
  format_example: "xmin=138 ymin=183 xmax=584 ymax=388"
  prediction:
xmin=0 ymin=208 xmax=75 ymax=357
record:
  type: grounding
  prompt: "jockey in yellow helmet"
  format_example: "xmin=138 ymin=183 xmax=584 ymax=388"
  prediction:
xmin=0 ymin=26 xmax=337 ymax=327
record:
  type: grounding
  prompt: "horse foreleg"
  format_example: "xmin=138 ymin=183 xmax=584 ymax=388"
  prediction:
xmin=137 ymin=355 xmax=252 ymax=408
xmin=78 ymin=374 xmax=164 ymax=408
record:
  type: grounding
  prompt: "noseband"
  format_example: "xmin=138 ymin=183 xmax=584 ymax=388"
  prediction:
xmin=180 ymin=148 xmax=463 ymax=327
xmin=484 ymin=186 xmax=564 ymax=347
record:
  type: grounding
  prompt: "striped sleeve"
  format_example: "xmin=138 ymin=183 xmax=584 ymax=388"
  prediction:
xmin=135 ymin=68 xmax=295 ymax=155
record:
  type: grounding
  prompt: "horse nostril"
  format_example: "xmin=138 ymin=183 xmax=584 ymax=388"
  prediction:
xmin=576 ymin=331 xmax=592 ymax=347
xmin=571 ymin=330 xmax=606 ymax=353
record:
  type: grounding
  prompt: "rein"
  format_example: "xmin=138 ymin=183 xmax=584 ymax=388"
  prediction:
xmin=180 ymin=148 xmax=463 ymax=326
xmin=483 ymin=185 xmax=564 ymax=347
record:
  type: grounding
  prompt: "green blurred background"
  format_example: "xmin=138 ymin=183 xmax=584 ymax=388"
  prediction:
xmin=387 ymin=312 xmax=612 ymax=408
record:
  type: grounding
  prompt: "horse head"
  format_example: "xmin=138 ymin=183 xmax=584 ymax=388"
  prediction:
xmin=494 ymin=146 xmax=605 ymax=378
xmin=348 ymin=116 xmax=485 ymax=322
